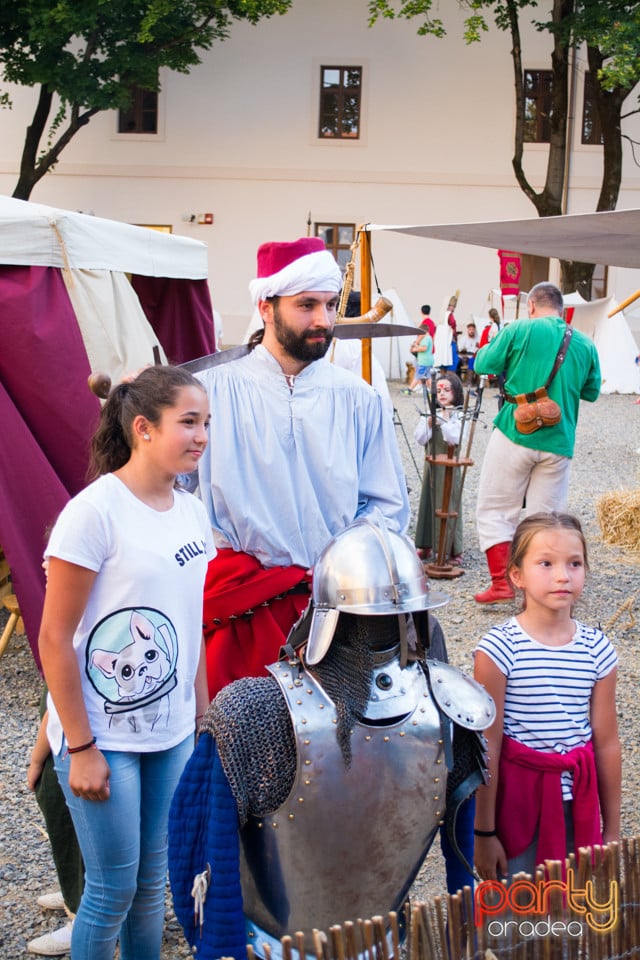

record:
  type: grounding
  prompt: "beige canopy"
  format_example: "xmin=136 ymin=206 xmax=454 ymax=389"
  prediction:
xmin=368 ymin=208 xmax=640 ymax=269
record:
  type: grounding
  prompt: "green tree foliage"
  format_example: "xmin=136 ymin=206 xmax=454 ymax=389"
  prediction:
xmin=368 ymin=0 xmax=640 ymax=294
xmin=1 ymin=0 xmax=291 ymax=199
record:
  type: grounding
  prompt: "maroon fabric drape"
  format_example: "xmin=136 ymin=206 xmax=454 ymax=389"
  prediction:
xmin=131 ymin=275 xmax=215 ymax=365
xmin=0 ymin=266 xmax=100 ymax=669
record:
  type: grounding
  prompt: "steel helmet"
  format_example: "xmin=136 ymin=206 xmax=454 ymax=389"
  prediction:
xmin=305 ymin=514 xmax=449 ymax=665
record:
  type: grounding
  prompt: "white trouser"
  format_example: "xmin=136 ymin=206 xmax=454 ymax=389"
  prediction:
xmin=476 ymin=428 xmax=571 ymax=552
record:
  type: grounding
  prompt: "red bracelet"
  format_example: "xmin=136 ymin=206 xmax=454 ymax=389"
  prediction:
xmin=64 ymin=736 xmax=97 ymax=758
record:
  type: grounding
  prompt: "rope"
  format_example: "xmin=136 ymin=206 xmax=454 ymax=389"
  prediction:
xmin=191 ymin=862 xmax=211 ymax=934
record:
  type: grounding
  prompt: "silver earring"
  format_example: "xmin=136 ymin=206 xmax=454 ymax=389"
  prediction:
xmin=143 ymin=433 xmax=150 ymax=441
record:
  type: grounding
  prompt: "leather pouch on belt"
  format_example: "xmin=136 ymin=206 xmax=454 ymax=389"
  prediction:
xmin=512 ymin=387 xmax=562 ymax=435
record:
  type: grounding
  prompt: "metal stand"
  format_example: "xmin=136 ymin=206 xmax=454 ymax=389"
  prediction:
xmin=393 ymin=407 xmax=422 ymax=484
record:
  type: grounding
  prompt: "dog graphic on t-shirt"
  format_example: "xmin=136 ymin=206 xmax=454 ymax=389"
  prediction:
xmin=91 ymin=610 xmax=175 ymax=732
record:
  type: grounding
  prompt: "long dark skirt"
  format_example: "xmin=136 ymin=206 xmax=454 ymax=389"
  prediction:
xmin=414 ymin=458 xmax=463 ymax=557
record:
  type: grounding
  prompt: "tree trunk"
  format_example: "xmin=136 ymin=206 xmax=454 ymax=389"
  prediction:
xmin=560 ymin=260 xmax=595 ymax=297
xmin=12 ymin=86 xmax=54 ymax=200
xmin=510 ymin=0 xmax=573 ymax=218
xmin=12 ymin=88 xmax=100 ymax=201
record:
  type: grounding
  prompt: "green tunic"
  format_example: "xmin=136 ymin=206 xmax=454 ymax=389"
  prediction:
xmin=474 ymin=316 xmax=601 ymax=457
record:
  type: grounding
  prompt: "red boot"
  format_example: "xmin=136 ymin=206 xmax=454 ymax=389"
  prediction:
xmin=474 ymin=542 xmax=515 ymax=604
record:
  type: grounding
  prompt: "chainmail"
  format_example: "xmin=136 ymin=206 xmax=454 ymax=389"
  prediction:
xmin=310 ymin=613 xmax=381 ymax=766
xmin=443 ymin=723 xmax=490 ymax=878
xmin=202 ymin=676 xmax=294 ymax=826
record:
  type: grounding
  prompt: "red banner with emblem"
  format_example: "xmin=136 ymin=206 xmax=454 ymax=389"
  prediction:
xmin=498 ymin=249 xmax=521 ymax=297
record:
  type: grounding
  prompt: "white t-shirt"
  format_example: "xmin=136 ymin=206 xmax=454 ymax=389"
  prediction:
xmin=45 ymin=474 xmax=215 ymax=754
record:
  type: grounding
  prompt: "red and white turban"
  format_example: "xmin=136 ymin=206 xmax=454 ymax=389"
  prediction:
xmin=249 ymin=237 xmax=342 ymax=306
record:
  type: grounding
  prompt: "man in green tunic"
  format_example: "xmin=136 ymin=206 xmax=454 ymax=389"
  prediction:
xmin=473 ymin=282 xmax=601 ymax=604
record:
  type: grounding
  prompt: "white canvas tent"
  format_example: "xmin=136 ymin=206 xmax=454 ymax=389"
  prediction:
xmin=563 ymin=293 xmax=640 ymax=394
xmin=0 ymin=195 xmax=215 ymax=668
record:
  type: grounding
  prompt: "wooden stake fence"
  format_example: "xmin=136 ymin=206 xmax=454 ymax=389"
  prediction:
xmin=244 ymin=838 xmax=640 ymax=960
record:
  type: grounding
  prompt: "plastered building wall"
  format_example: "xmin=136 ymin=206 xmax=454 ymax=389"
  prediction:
xmin=1 ymin=0 xmax=639 ymax=348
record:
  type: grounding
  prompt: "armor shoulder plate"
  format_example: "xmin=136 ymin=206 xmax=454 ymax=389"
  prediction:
xmin=425 ymin=659 xmax=496 ymax=730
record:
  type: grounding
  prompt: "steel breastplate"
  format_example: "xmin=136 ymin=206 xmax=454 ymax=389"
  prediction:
xmin=240 ymin=657 xmax=444 ymax=957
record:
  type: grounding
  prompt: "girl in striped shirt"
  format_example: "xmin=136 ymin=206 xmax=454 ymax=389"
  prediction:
xmin=473 ymin=512 xmax=621 ymax=881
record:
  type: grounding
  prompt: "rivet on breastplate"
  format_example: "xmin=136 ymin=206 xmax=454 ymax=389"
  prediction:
xmin=412 ymin=720 xmax=418 ymax=726
xmin=306 ymin=689 xmax=313 ymax=695
xmin=294 ymin=679 xmax=303 ymax=687
xmin=436 ymin=758 xmax=442 ymax=765
xmin=444 ymin=700 xmax=451 ymax=707
xmin=365 ymin=735 xmax=371 ymax=741
xmin=304 ymin=779 xmax=311 ymax=786
xmin=304 ymin=739 xmax=310 ymax=745
xmin=298 ymin=797 xmax=304 ymax=804
xmin=437 ymin=816 xmax=444 ymax=824
xmin=288 ymin=684 xmax=294 ymax=690
xmin=433 ymin=795 xmax=440 ymax=802
xmin=383 ymin=735 xmax=390 ymax=742
xmin=420 ymin=707 xmax=425 ymax=713
xmin=272 ymin=821 xmax=278 ymax=828
xmin=301 ymin=718 xmax=308 ymax=724
xmin=296 ymin=699 xmax=302 ymax=705
xmin=436 ymin=677 xmax=443 ymax=684
xmin=438 ymin=739 xmax=444 ymax=745
xmin=332 ymin=718 xmax=337 ymax=724
xmin=257 ymin=821 xmax=264 ymax=828
xmin=319 ymin=704 xmax=325 ymax=710
xmin=433 ymin=777 xmax=440 ymax=783
xmin=304 ymin=759 xmax=311 ymax=766
xmin=249 ymin=931 xmax=256 ymax=939
xmin=399 ymin=731 xmax=405 ymax=737
xmin=289 ymin=814 xmax=295 ymax=820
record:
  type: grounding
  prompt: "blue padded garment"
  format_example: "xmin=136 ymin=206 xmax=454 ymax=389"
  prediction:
xmin=168 ymin=734 xmax=247 ymax=959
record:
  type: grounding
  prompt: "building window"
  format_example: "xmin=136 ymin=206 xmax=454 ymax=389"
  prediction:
xmin=318 ymin=67 xmax=362 ymax=139
xmin=524 ymin=70 xmax=553 ymax=143
xmin=582 ymin=72 xmax=604 ymax=145
xmin=118 ymin=83 xmax=158 ymax=134
xmin=315 ymin=223 xmax=356 ymax=273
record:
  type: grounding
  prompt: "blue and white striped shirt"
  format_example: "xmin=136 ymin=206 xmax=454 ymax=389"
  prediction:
xmin=475 ymin=617 xmax=618 ymax=797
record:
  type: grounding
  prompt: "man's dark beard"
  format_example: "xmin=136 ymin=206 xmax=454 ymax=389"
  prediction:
xmin=273 ymin=304 xmax=333 ymax=362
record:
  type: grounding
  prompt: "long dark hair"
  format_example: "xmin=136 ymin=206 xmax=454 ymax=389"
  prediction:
xmin=436 ymin=371 xmax=464 ymax=408
xmin=89 ymin=366 xmax=206 ymax=478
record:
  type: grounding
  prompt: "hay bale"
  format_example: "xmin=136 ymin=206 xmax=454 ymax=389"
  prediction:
xmin=596 ymin=488 xmax=640 ymax=555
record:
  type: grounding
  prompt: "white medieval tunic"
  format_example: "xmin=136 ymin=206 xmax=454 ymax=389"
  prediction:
xmin=196 ymin=344 xmax=410 ymax=568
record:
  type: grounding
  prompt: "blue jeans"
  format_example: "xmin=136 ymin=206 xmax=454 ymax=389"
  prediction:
xmin=54 ymin=736 xmax=192 ymax=960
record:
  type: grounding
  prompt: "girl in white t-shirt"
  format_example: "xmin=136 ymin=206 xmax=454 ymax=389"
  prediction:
xmin=473 ymin=512 xmax=620 ymax=882
xmin=39 ymin=365 xmax=214 ymax=960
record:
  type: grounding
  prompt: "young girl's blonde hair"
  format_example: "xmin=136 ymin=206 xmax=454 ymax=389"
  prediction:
xmin=508 ymin=512 xmax=589 ymax=591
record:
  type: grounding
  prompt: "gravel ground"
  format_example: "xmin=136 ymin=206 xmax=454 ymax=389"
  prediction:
xmin=1 ymin=382 xmax=639 ymax=958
